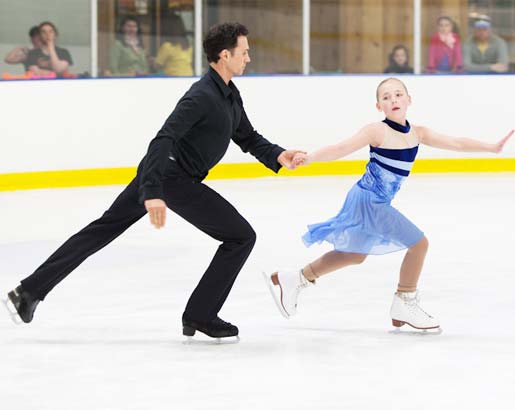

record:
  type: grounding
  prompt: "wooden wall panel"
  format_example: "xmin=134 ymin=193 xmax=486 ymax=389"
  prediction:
xmin=310 ymin=0 xmax=342 ymax=73
xmin=97 ymin=0 xmax=116 ymax=75
xmin=214 ymin=0 xmax=303 ymax=73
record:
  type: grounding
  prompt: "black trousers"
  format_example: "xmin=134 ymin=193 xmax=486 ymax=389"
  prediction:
xmin=21 ymin=166 xmax=256 ymax=322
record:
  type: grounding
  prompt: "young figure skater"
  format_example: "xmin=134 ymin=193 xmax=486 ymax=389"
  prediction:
xmin=264 ymin=77 xmax=512 ymax=331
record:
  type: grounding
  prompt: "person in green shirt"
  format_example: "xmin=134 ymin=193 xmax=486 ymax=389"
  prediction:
xmin=105 ymin=16 xmax=149 ymax=77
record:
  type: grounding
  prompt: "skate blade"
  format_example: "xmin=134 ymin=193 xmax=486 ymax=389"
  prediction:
xmin=390 ymin=320 xmax=443 ymax=336
xmin=182 ymin=335 xmax=240 ymax=345
xmin=2 ymin=298 xmax=22 ymax=325
xmin=261 ymin=271 xmax=289 ymax=319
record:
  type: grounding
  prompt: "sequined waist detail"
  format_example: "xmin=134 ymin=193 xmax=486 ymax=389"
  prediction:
xmin=357 ymin=161 xmax=405 ymax=201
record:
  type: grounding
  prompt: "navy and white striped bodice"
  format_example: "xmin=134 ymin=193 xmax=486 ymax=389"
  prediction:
xmin=369 ymin=145 xmax=418 ymax=177
xmin=357 ymin=119 xmax=419 ymax=201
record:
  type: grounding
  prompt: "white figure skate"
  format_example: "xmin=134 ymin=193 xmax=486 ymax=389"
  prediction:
xmin=263 ymin=270 xmax=314 ymax=318
xmin=390 ymin=291 xmax=440 ymax=332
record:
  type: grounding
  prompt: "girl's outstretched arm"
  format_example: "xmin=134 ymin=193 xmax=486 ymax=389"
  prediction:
xmin=417 ymin=126 xmax=513 ymax=153
xmin=294 ymin=123 xmax=383 ymax=166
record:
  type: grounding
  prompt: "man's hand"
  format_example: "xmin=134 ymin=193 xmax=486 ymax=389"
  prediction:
xmin=293 ymin=152 xmax=309 ymax=167
xmin=144 ymin=199 xmax=167 ymax=229
xmin=278 ymin=150 xmax=307 ymax=170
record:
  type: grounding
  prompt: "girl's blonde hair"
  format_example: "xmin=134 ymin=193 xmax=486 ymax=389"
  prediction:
xmin=376 ymin=77 xmax=409 ymax=101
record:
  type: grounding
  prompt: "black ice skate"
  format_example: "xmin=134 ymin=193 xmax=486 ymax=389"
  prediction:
xmin=3 ymin=285 xmax=40 ymax=324
xmin=182 ymin=315 xmax=239 ymax=343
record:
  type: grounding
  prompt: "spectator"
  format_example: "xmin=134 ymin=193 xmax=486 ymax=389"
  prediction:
xmin=384 ymin=45 xmax=414 ymax=74
xmin=25 ymin=21 xmax=73 ymax=77
xmin=153 ymin=13 xmax=193 ymax=76
xmin=4 ymin=26 xmax=43 ymax=71
xmin=427 ymin=16 xmax=463 ymax=73
xmin=463 ymin=18 xmax=508 ymax=73
xmin=106 ymin=16 xmax=149 ymax=77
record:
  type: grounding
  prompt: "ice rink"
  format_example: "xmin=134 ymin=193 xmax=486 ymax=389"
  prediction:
xmin=1 ymin=174 xmax=514 ymax=410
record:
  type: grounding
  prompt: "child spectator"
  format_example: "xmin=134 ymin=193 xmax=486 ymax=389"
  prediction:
xmin=427 ymin=16 xmax=463 ymax=73
xmin=384 ymin=45 xmax=414 ymax=74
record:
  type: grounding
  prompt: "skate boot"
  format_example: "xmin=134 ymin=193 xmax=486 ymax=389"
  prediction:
xmin=390 ymin=291 xmax=440 ymax=331
xmin=182 ymin=315 xmax=239 ymax=339
xmin=263 ymin=270 xmax=314 ymax=318
xmin=4 ymin=285 xmax=40 ymax=324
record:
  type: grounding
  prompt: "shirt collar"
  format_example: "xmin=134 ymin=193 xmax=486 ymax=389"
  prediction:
xmin=208 ymin=66 xmax=238 ymax=99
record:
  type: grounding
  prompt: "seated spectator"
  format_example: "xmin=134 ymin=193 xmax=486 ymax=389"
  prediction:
xmin=463 ymin=18 xmax=508 ymax=73
xmin=153 ymin=13 xmax=193 ymax=76
xmin=4 ymin=26 xmax=42 ymax=71
xmin=105 ymin=16 xmax=149 ymax=77
xmin=427 ymin=16 xmax=463 ymax=73
xmin=26 ymin=21 xmax=73 ymax=77
xmin=384 ymin=45 xmax=414 ymax=74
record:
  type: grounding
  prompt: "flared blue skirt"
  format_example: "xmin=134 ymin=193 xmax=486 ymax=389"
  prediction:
xmin=302 ymin=184 xmax=423 ymax=255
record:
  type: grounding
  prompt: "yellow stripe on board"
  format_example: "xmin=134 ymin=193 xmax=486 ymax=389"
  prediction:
xmin=1 ymin=158 xmax=514 ymax=192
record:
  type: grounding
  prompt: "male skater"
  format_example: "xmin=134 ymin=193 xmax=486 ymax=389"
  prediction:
xmin=6 ymin=22 xmax=300 ymax=339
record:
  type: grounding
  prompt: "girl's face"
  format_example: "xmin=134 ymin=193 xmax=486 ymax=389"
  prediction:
xmin=376 ymin=80 xmax=411 ymax=122
xmin=393 ymin=49 xmax=407 ymax=66
xmin=438 ymin=18 xmax=453 ymax=34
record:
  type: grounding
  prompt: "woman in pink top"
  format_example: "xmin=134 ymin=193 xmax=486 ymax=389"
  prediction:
xmin=427 ymin=16 xmax=463 ymax=73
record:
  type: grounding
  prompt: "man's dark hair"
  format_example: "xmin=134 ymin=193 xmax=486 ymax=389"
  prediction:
xmin=29 ymin=26 xmax=40 ymax=38
xmin=203 ymin=22 xmax=249 ymax=63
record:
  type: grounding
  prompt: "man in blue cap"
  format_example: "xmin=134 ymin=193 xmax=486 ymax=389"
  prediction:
xmin=463 ymin=17 xmax=509 ymax=73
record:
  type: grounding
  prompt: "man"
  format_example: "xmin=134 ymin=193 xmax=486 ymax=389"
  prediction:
xmin=463 ymin=18 xmax=509 ymax=73
xmin=3 ymin=26 xmax=42 ymax=71
xmin=26 ymin=21 xmax=73 ymax=77
xmin=5 ymin=22 xmax=300 ymax=339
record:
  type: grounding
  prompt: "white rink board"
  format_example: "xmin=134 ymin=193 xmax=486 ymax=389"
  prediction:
xmin=1 ymin=74 xmax=514 ymax=174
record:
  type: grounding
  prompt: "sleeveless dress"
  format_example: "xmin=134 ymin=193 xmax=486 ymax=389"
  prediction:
xmin=302 ymin=119 xmax=424 ymax=255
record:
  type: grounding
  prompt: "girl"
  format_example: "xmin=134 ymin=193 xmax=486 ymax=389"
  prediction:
xmin=427 ymin=16 xmax=463 ymax=73
xmin=264 ymin=77 xmax=512 ymax=331
xmin=384 ymin=45 xmax=414 ymax=74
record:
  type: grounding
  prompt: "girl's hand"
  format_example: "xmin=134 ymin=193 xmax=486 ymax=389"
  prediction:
xmin=293 ymin=152 xmax=309 ymax=167
xmin=492 ymin=130 xmax=513 ymax=153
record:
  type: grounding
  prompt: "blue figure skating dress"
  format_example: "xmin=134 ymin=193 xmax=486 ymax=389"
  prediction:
xmin=302 ymin=118 xmax=424 ymax=255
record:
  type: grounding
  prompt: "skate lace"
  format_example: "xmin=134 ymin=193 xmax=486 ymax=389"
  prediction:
xmin=296 ymin=273 xmax=312 ymax=291
xmin=406 ymin=294 xmax=433 ymax=318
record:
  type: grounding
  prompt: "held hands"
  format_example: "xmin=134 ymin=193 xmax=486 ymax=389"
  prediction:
xmin=277 ymin=150 xmax=307 ymax=170
xmin=144 ymin=199 xmax=167 ymax=229
xmin=292 ymin=152 xmax=310 ymax=167
xmin=492 ymin=130 xmax=514 ymax=153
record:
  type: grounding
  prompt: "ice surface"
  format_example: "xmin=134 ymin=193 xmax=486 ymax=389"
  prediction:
xmin=1 ymin=174 xmax=514 ymax=410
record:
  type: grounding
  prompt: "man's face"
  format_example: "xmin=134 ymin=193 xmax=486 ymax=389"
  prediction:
xmin=31 ymin=34 xmax=43 ymax=49
xmin=40 ymin=24 xmax=56 ymax=44
xmin=225 ymin=36 xmax=251 ymax=76
xmin=475 ymin=27 xmax=490 ymax=42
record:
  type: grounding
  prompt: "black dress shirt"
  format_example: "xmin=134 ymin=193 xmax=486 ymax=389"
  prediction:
xmin=138 ymin=67 xmax=285 ymax=202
